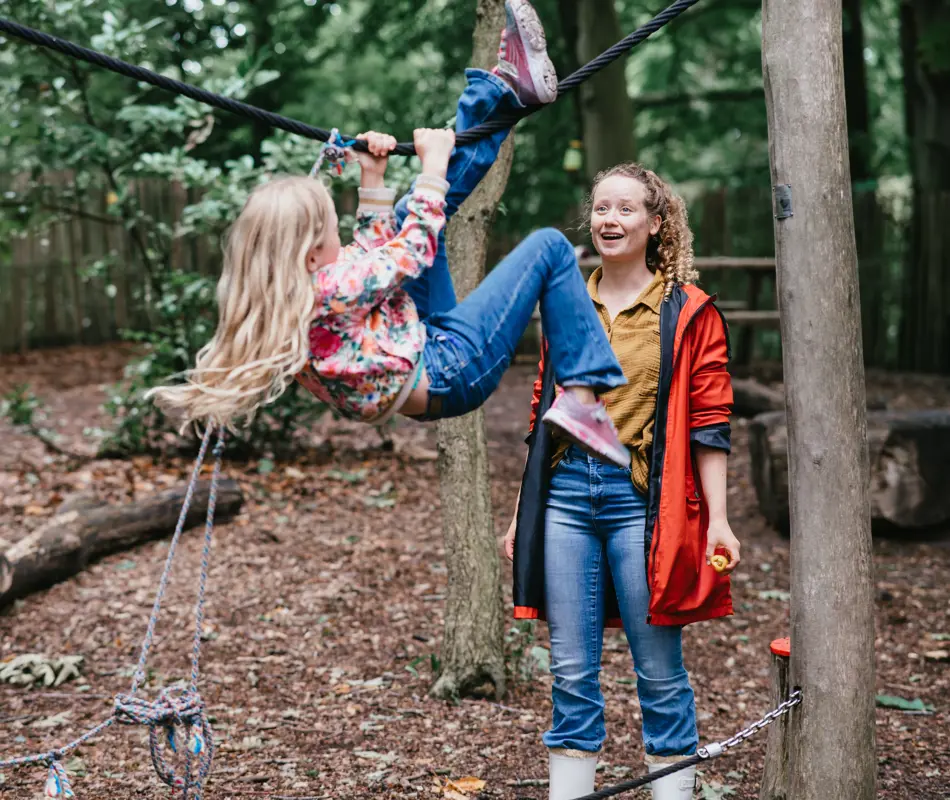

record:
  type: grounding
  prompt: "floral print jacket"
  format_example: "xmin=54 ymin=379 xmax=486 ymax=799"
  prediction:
xmin=294 ymin=186 xmax=446 ymax=421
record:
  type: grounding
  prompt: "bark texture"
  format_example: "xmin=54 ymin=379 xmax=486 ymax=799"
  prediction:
xmin=761 ymin=2 xmax=876 ymax=797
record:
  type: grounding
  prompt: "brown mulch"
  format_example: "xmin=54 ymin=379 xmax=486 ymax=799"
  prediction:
xmin=1 ymin=345 xmax=949 ymax=799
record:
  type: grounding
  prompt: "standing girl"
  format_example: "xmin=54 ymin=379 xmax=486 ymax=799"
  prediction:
xmin=506 ymin=164 xmax=741 ymax=800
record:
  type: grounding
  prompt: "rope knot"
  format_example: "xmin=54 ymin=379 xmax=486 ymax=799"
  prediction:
xmin=310 ymin=127 xmax=354 ymax=177
xmin=114 ymin=686 xmax=214 ymax=797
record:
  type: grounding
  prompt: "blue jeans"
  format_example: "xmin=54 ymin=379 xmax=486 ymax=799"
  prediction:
xmin=397 ymin=72 xmax=625 ymax=420
xmin=542 ymin=447 xmax=698 ymax=756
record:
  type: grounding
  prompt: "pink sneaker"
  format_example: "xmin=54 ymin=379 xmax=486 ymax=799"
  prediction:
xmin=542 ymin=392 xmax=631 ymax=469
xmin=492 ymin=0 xmax=558 ymax=105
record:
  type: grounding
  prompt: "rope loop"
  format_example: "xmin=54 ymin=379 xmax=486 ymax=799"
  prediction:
xmin=114 ymin=686 xmax=214 ymax=796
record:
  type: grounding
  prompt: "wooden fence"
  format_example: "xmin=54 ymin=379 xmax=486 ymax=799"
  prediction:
xmin=0 ymin=174 xmax=911 ymax=367
xmin=0 ymin=172 xmax=217 ymax=353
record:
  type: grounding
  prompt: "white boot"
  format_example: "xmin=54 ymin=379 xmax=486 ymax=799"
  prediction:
xmin=548 ymin=748 xmax=598 ymax=800
xmin=646 ymin=754 xmax=696 ymax=800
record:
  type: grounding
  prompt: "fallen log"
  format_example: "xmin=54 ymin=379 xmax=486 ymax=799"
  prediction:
xmin=0 ymin=480 xmax=243 ymax=607
xmin=749 ymin=410 xmax=950 ymax=533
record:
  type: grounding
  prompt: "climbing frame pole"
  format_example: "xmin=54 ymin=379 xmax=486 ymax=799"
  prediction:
xmin=761 ymin=2 xmax=876 ymax=800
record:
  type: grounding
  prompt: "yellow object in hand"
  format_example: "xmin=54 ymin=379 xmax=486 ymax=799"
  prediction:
xmin=710 ymin=554 xmax=729 ymax=573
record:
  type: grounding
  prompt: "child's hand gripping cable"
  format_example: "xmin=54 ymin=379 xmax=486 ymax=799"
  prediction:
xmin=310 ymin=127 xmax=457 ymax=318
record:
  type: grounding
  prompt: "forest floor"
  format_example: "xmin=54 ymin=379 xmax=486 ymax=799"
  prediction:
xmin=1 ymin=344 xmax=948 ymax=799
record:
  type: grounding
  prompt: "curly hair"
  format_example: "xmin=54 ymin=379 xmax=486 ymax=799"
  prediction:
xmin=585 ymin=163 xmax=698 ymax=300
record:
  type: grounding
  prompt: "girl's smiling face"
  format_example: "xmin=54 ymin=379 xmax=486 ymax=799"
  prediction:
xmin=590 ymin=175 xmax=662 ymax=262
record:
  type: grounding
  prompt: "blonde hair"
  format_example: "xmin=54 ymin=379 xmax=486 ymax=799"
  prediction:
xmin=148 ymin=176 xmax=332 ymax=432
xmin=586 ymin=163 xmax=698 ymax=300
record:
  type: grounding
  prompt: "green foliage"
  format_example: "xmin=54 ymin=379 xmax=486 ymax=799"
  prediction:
xmin=505 ymin=620 xmax=551 ymax=683
xmin=876 ymin=694 xmax=935 ymax=713
xmin=1 ymin=384 xmax=40 ymax=427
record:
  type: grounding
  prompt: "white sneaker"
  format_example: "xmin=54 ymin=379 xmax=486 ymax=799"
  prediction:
xmin=548 ymin=749 xmax=598 ymax=800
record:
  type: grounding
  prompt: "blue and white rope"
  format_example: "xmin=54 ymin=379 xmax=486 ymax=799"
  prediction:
xmin=0 ymin=424 xmax=225 ymax=799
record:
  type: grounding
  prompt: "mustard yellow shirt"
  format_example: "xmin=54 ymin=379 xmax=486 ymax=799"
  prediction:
xmin=553 ymin=267 xmax=664 ymax=493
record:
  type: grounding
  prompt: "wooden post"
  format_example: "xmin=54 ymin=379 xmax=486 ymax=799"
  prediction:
xmin=760 ymin=638 xmax=791 ymax=800
xmin=761 ymin=3 xmax=876 ymax=800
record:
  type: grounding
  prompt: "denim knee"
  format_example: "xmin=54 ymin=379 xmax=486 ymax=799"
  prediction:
xmin=524 ymin=227 xmax=574 ymax=262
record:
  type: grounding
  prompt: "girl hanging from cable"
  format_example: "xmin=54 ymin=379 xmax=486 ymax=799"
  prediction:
xmin=150 ymin=0 xmax=631 ymax=467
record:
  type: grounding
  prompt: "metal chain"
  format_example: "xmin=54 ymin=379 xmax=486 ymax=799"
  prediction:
xmin=573 ymin=688 xmax=804 ymax=800
xmin=698 ymin=688 xmax=803 ymax=759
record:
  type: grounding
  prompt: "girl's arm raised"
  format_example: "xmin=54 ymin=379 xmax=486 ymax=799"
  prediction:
xmin=313 ymin=130 xmax=454 ymax=315
xmin=313 ymin=180 xmax=448 ymax=315
xmin=344 ymin=131 xmax=400 ymax=253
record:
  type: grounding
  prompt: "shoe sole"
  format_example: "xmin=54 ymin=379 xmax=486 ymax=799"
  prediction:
xmin=508 ymin=0 xmax=558 ymax=103
xmin=541 ymin=407 xmax=631 ymax=469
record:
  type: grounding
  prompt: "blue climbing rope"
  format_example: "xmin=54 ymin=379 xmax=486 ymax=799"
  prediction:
xmin=0 ymin=424 xmax=225 ymax=799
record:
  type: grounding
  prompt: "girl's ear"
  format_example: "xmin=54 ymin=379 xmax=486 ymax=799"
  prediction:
xmin=650 ymin=215 xmax=662 ymax=237
xmin=305 ymin=245 xmax=321 ymax=273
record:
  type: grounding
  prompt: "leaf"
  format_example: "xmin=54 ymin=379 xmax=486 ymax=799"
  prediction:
xmin=352 ymin=750 xmax=397 ymax=765
xmin=758 ymin=590 xmax=791 ymax=602
xmin=65 ymin=757 xmax=87 ymax=777
xmin=701 ymin=782 xmax=736 ymax=799
xmin=363 ymin=495 xmax=396 ymax=508
xmin=929 ymin=633 xmax=950 ymax=641
xmin=257 ymin=459 xmax=275 ymax=475
xmin=33 ymin=711 xmax=72 ymax=729
xmin=875 ymin=694 xmax=935 ymax=713
xmin=238 ymin=735 xmax=265 ymax=750
xmin=326 ymin=468 xmax=367 ymax=483
xmin=446 ymin=776 xmax=486 ymax=795
xmin=529 ymin=645 xmax=551 ymax=673
xmin=54 ymin=656 xmax=85 ymax=687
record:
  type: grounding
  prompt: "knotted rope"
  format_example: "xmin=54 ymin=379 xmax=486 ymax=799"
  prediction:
xmin=0 ymin=424 xmax=225 ymax=799
xmin=310 ymin=128 xmax=355 ymax=177
xmin=0 ymin=0 xmax=701 ymax=156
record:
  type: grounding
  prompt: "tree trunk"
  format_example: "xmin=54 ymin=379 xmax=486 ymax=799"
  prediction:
xmin=750 ymin=409 xmax=950 ymax=532
xmin=0 ymin=480 xmax=243 ymax=607
xmin=429 ymin=0 xmax=512 ymax=703
xmin=842 ymin=0 xmax=872 ymax=184
xmin=576 ymin=0 xmax=637 ymax=179
xmin=761 ymin=3 xmax=876 ymax=800
xmin=245 ymin=0 xmax=277 ymax=160
xmin=898 ymin=0 xmax=950 ymax=372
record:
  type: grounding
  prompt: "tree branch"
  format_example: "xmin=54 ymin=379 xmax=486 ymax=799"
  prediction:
xmin=0 ymin=199 xmax=121 ymax=227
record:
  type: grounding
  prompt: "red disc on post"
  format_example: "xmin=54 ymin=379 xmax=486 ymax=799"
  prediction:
xmin=770 ymin=637 xmax=791 ymax=657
